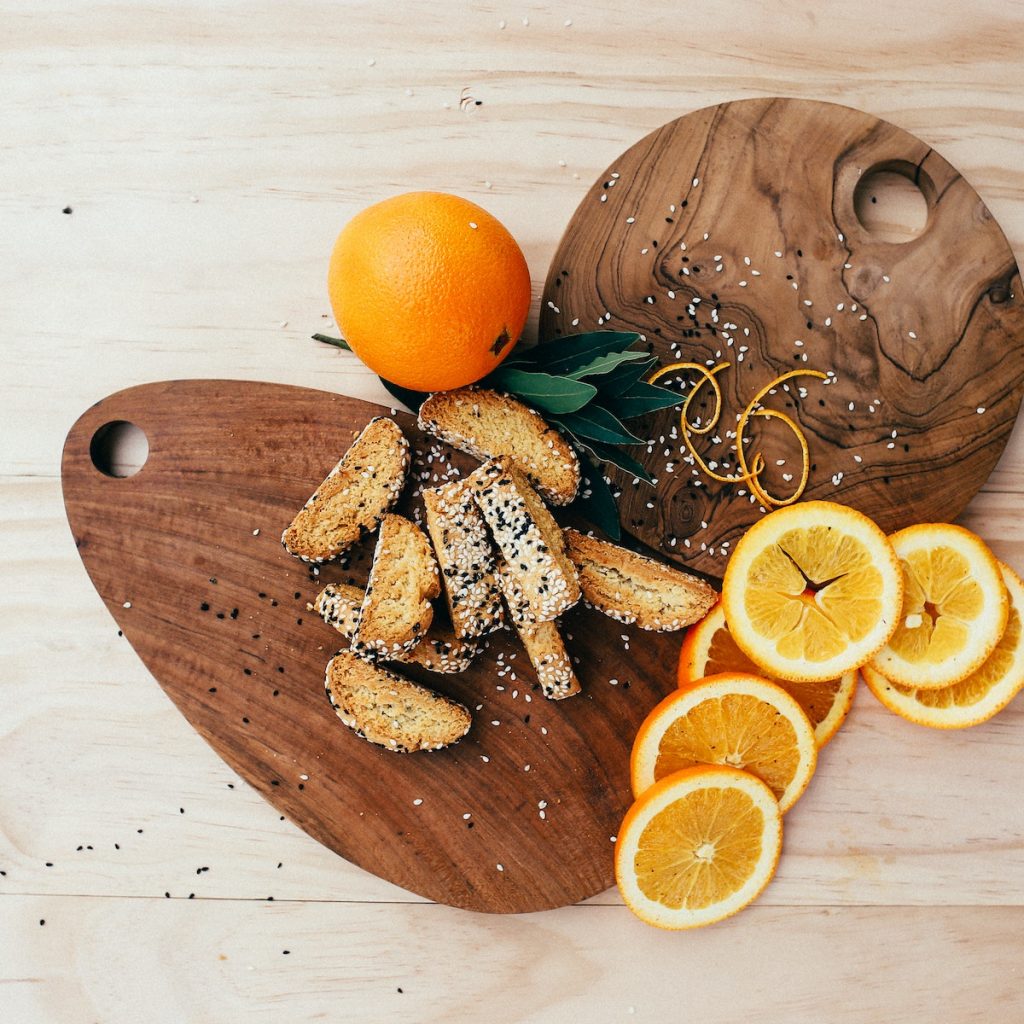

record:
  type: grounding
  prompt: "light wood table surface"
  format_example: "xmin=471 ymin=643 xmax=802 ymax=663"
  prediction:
xmin=4 ymin=2 xmax=1024 ymax=1021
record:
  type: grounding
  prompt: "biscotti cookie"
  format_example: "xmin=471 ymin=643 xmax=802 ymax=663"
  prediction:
xmin=418 ymin=388 xmax=580 ymax=505
xmin=282 ymin=417 xmax=410 ymax=563
xmin=324 ymin=651 xmax=471 ymax=752
xmin=470 ymin=458 xmax=581 ymax=622
xmin=564 ymin=528 xmax=717 ymax=631
xmin=495 ymin=559 xmax=580 ymax=700
xmin=422 ymin=480 xmax=504 ymax=641
xmin=314 ymin=583 xmax=479 ymax=674
xmin=353 ymin=514 xmax=440 ymax=659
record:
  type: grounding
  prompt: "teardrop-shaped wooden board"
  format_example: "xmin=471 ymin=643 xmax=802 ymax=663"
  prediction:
xmin=540 ymin=98 xmax=1024 ymax=576
xmin=62 ymin=379 xmax=688 ymax=914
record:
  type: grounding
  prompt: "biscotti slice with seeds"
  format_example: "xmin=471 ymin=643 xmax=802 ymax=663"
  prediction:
xmin=315 ymin=583 xmax=479 ymax=674
xmin=470 ymin=457 xmax=580 ymax=622
xmin=282 ymin=417 xmax=410 ymax=563
xmin=422 ymin=480 xmax=504 ymax=641
xmin=496 ymin=559 xmax=580 ymax=700
xmin=314 ymin=582 xmax=365 ymax=637
xmin=564 ymin=528 xmax=717 ymax=631
xmin=418 ymin=388 xmax=580 ymax=505
xmin=352 ymin=514 xmax=440 ymax=659
xmin=325 ymin=651 xmax=471 ymax=752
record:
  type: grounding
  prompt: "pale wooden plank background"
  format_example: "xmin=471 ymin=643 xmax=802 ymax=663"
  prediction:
xmin=3 ymin=1 xmax=1024 ymax=1021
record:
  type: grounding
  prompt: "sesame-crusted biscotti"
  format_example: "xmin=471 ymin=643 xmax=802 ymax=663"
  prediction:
xmin=495 ymin=559 xmax=580 ymax=700
xmin=564 ymin=528 xmax=717 ymax=631
xmin=470 ymin=457 xmax=581 ymax=622
xmin=422 ymin=480 xmax=504 ymax=641
xmin=418 ymin=388 xmax=580 ymax=506
xmin=352 ymin=514 xmax=440 ymax=660
xmin=282 ymin=417 xmax=410 ymax=563
xmin=314 ymin=583 xmax=479 ymax=674
xmin=324 ymin=651 xmax=471 ymax=752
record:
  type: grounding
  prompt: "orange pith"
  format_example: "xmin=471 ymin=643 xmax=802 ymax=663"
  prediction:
xmin=863 ymin=562 xmax=1024 ymax=728
xmin=631 ymin=672 xmax=817 ymax=813
xmin=327 ymin=191 xmax=531 ymax=392
xmin=679 ymin=603 xmax=856 ymax=745
xmin=655 ymin=690 xmax=799 ymax=797
xmin=615 ymin=765 xmax=783 ymax=930
xmin=722 ymin=501 xmax=903 ymax=682
xmin=870 ymin=524 xmax=1009 ymax=690
xmin=634 ymin=782 xmax=764 ymax=908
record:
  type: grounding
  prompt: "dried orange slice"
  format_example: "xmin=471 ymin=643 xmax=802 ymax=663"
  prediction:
xmin=630 ymin=672 xmax=817 ymax=812
xmin=615 ymin=765 xmax=783 ymax=930
xmin=869 ymin=524 xmax=1008 ymax=690
xmin=678 ymin=603 xmax=856 ymax=746
xmin=722 ymin=500 xmax=903 ymax=682
xmin=862 ymin=562 xmax=1024 ymax=728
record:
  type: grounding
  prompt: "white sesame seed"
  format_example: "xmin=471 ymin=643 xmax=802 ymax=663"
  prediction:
xmin=413 ymin=798 xmax=423 ymax=806
xmin=977 ymin=406 xmax=986 ymax=414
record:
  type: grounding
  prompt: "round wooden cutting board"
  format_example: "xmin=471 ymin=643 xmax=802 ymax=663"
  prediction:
xmin=540 ymin=98 xmax=1024 ymax=576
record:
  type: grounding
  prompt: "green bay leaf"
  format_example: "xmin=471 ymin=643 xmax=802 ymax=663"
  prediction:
xmin=555 ymin=405 xmax=645 ymax=445
xmin=486 ymin=367 xmax=598 ymax=414
xmin=564 ymin=348 xmax=649 ymax=381
xmin=595 ymin=355 xmax=659 ymax=396
xmin=607 ymin=380 xmax=685 ymax=419
xmin=571 ymin=452 xmax=622 ymax=541
xmin=530 ymin=331 xmax=642 ymax=376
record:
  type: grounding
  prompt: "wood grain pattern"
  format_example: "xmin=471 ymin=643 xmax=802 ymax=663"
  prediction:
xmin=541 ymin=98 xmax=1024 ymax=574
xmin=61 ymin=380 xmax=693 ymax=913
xmin=5 ymin=896 xmax=1023 ymax=1024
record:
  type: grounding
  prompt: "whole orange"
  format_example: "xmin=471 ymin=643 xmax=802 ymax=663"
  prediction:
xmin=327 ymin=191 xmax=532 ymax=392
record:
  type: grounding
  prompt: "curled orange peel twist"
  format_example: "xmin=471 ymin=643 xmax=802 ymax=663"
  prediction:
xmin=648 ymin=362 xmax=760 ymax=484
xmin=648 ymin=363 xmax=826 ymax=507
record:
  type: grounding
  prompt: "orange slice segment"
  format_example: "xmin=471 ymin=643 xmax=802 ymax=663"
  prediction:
xmin=869 ymin=524 xmax=1008 ymax=690
xmin=615 ymin=765 xmax=783 ymax=930
xmin=721 ymin=500 xmax=903 ymax=682
xmin=630 ymin=672 xmax=817 ymax=812
xmin=863 ymin=562 xmax=1024 ymax=728
xmin=679 ymin=603 xmax=856 ymax=746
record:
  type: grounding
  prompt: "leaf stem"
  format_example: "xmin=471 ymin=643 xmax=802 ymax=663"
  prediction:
xmin=312 ymin=333 xmax=352 ymax=350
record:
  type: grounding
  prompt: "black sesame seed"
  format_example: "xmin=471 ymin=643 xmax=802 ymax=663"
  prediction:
xmin=62 ymin=206 xmax=72 ymax=214
xmin=200 ymin=602 xmax=210 ymax=611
